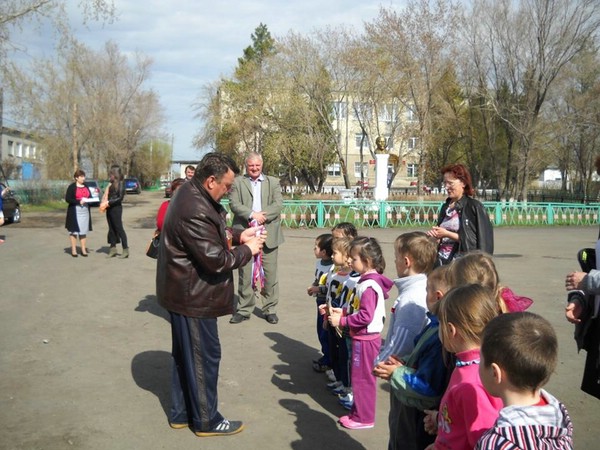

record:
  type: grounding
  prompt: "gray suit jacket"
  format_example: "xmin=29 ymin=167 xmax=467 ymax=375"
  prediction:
xmin=228 ymin=174 xmax=285 ymax=250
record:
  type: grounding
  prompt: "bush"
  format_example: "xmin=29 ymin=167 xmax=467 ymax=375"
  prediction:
xmin=8 ymin=180 xmax=69 ymax=205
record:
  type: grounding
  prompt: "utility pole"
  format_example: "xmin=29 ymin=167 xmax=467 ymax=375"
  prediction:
xmin=72 ymin=103 xmax=78 ymax=172
xmin=0 ymin=88 xmax=3 ymax=161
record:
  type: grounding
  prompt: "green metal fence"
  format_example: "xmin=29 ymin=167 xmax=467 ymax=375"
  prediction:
xmin=221 ymin=199 xmax=600 ymax=228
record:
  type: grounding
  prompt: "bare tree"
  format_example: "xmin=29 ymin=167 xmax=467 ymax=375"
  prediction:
xmin=365 ymin=0 xmax=461 ymax=195
xmin=0 ymin=0 xmax=115 ymax=62
xmin=464 ymin=0 xmax=600 ymax=200
xmin=5 ymin=39 xmax=165 ymax=179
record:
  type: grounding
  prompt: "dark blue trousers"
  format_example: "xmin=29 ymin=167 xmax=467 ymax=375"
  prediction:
xmin=169 ymin=312 xmax=224 ymax=432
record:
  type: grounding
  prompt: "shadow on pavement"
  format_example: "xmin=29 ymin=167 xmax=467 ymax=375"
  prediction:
xmin=131 ymin=350 xmax=171 ymax=419
xmin=135 ymin=294 xmax=170 ymax=321
xmin=280 ymin=398 xmax=366 ymax=450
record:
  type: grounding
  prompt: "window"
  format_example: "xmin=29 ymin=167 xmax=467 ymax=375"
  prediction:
xmin=7 ymin=140 xmax=13 ymax=156
xmin=332 ymin=101 xmax=347 ymax=120
xmin=355 ymin=134 xmax=370 ymax=149
xmin=327 ymin=163 xmax=341 ymax=176
xmin=406 ymin=107 xmax=417 ymax=122
xmin=353 ymin=103 xmax=373 ymax=121
xmin=407 ymin=137 xmax=418 ymax=150
xmin=379 ymin=104 xmax=397 ymax=123
xmin=16 ymin=142 xmax=22 ymax=158
xmin=354 ymin=162 xmax=368 ymax=178
xmin=407 ymin=164 xmax=418 ymax=177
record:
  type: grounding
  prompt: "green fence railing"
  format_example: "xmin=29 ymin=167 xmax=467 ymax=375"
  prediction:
xmin=221 ymin=199 xmax=600 ymax=228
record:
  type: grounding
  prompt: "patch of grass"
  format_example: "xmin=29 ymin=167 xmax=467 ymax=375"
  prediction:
xmin=22 ymin=201 xmax=66 ymax=212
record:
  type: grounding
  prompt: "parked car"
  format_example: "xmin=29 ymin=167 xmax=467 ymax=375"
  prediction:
xmin=84 ymin=180 xmax=102 ymax=206
xmin=1 ymin=183 xmax=21 ymax=224
xmin=124 ymin=177 xmax=141 ymax=194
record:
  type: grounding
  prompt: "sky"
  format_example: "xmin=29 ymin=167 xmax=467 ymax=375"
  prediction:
xmin=7 ymin=0 xmax=398 ymax=161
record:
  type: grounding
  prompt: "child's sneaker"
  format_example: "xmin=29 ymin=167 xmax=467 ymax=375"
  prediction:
xmin=324 ymin=368 xmax=336 ymax=382
xmin=327 ymin=380 xmax=343 ymax=390
xmin=338 ymin=392 xmax=353 ymax=410
xmin=332 ymin=384 xmax=346 ymax=396
xmin=338 ymin=415 xmax=374 ymax=430
xmin=312 ymin=358 xmax=330 ymax=373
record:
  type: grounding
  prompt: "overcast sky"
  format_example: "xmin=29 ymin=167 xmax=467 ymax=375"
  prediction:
xmin=8 ymin=0 xmax=400 ymax=161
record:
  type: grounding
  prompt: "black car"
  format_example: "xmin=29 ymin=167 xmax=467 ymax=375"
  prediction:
xmin=124 ymin=177 xmax=141 ymax=194
xmin=1 ymin=182 xmax=21 ymax=224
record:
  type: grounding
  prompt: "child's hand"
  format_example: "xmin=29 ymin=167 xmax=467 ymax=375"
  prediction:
xmin=372 ymin=355 xmax=403 ymax=379
xmin=328 ymin=307 xmax=343 ymax=327
xmin=423 ymin=410 xmax=438 ymax=435
xmin=386 ymin=355 xmax=404 ymax=367
xmin=318 ymin=304 xmax=328 ymax=316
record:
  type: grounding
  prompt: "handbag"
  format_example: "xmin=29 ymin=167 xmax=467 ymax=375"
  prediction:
xmin=146 ymin=232 xmax=160 ymax=259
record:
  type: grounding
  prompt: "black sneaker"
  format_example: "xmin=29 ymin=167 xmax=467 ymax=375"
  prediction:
xmin=229 ymin=313 xmax=249 ymax=324
xmin=194 ymin=419 xmax=244 ymax=437
xmin=265 ymin=313 xmax=279 ymax=324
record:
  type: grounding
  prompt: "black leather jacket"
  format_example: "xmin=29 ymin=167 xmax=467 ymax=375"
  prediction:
xmin=156 ymin=177 xmax=252 ymax=318
xmin=107 ymin=181 xmax=126 ymax=207
xmin=437 ymin=195 xmax=494 ymax=257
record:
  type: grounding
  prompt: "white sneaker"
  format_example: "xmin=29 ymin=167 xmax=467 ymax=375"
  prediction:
xmin=325 ymin=369 xmax=336 ymax=382
xmin=327 ymin=380 xmax=343 ymax=390
xmin=338 ymin=392 xmax=354 ymax=410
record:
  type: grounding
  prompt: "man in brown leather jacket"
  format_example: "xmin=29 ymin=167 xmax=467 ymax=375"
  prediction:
xmin=156 ymin=152 xmax=265 ymax=437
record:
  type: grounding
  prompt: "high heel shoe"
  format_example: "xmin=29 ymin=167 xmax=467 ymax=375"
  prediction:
xmin=71 ymin=252 xmax=78 ymax=257
xmin=81 ymin=250 xmax=88 ymax=257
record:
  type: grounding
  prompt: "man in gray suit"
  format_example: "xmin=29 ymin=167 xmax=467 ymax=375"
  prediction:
xmin=228 ymin=152 xmax=285 ymax=324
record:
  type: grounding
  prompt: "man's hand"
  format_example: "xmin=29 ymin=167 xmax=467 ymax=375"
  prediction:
xmin=565 ymin=271 xmax=586 ymax=291
xmin=565 ymin=301 xmax=584 ymax=324
xmin=251 ymin=211 xmax=267 ymax=225
xmin=240 ymin=226 xmax=266 ymax=243
xmin=241 ymin=226 xmax=266 ymax=255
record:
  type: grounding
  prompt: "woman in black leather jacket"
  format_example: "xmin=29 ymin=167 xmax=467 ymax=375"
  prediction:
xmin=101 ymin=165 xmax=129 ymax=258
xmin=427 ymin=164 xmax=493 ymax=265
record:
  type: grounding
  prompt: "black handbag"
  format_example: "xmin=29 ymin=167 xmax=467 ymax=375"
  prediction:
xmin=146 ymin=233 xmax=160 ymax=259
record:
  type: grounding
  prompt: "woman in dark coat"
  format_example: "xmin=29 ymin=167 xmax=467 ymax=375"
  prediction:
xmin=427 ymin=163 xmax=494 ymax=265
xmin=65 ymin=169 xmax=92 ymax=257
xmin=101 ymin=165 xmax=129 ymax=258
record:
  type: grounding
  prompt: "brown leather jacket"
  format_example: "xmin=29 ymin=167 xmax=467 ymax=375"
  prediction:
xmin=156 ymin=178 xmax=252 ymax=318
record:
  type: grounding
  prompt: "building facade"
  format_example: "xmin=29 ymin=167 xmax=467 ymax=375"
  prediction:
xmin=0 ymin=127 xmax=43 ymax=179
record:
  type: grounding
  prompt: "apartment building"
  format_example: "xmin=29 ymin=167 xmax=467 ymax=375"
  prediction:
xmin=0 ymin=127 xmax=43 ymax=179
xmin=326 ymin=99 xmax=423 ymax=192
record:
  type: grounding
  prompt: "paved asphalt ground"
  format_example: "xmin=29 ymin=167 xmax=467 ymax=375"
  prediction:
xmin=1 ymin=190 xmax=599 ymax=450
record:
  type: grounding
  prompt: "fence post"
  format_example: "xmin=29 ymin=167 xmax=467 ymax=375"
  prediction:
xmin=379 ymin=201 xmax=387 ymax=228
xmin=317 ymin=201 xmax=324 ymax=228
xmin=547 ymin=204 xmax=554 ymax=225
xmin=495 ymin=203 xmax=502 ymax=226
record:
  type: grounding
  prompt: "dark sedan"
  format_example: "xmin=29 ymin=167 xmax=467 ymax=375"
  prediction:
xmin=124 ymin=177 xmax=141 ymax=194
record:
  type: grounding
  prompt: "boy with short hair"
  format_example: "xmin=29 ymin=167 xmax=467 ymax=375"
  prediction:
xmin=476 ymin=312 xmax=574 ymax=450
xmin=307 ymin=234 xmax=334 ymax=374
xmin=373 ymin=231 xmax=438 ymax=450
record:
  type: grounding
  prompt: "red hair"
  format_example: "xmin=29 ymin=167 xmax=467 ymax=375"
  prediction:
xmin=441 ymin=164 xmax=474 ymax=196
